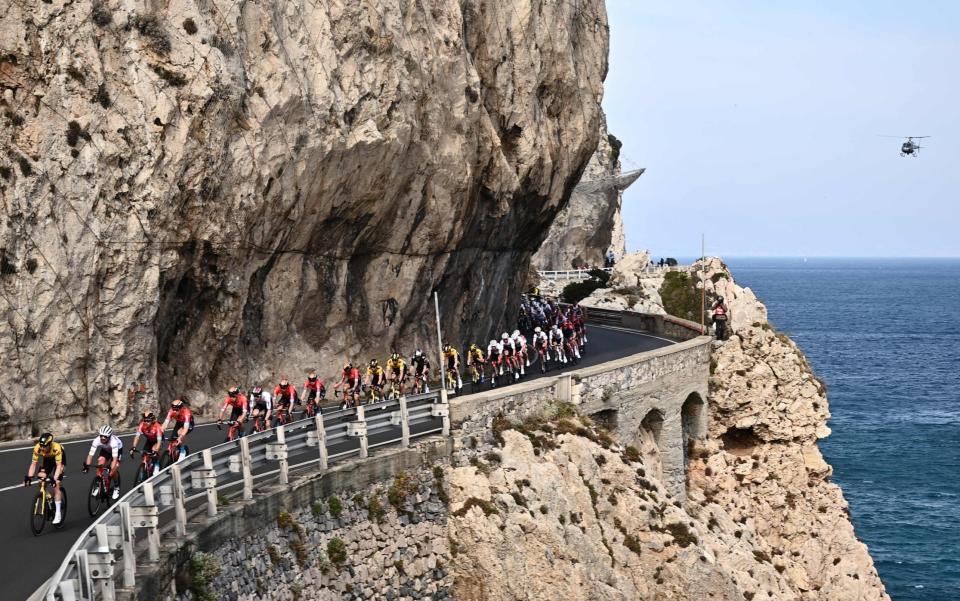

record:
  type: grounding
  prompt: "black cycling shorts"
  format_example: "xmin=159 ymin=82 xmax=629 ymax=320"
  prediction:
xmin=252 ymin=402 xmax=268 ymax=413
xmin=229 ymin=407 xmax=244 ymax=421
xmin=174 ymin=420 xmax=195 ymax=434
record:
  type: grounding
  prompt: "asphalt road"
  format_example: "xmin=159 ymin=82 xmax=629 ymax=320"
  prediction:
xmin=1 ymin=325 xmax=674 ymax=601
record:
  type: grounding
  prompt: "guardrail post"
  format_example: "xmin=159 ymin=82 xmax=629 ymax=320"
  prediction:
xmin=119 ymin=502 xmax=136 ymax=588
xmin=239 ymin=436 xmax=254 ymax=500
xmin=556 ymin=374 xmax=572 ymax=403
xmin=203 ymin=449 xmax=218 ymax=517
xmin=92 ymin=525 xmax=117 ymax=601
xmin=314 ymin=413 xmax=328 ymax=470
xmin=171 ymin=464 xmax=187 ymax=537
xmin=74 ymin=549 xmax=93 ymax=601
xmin=142 ymin=482 xmax=161 ymax=561
xmin=276 ymin=425 xmax=289 ymax=484
xmin=354 ymin=405 xmax=369 ymax=459
xmin=399 ymin=395 xmax=410 ymax=447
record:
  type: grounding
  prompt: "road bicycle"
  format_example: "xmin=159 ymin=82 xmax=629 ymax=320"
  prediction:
xmin=467 ymin=360 xmax=484 ymax=390
xmin=385 ymin=378 xmax=403 ymax=401
xmin=535 ymin=343 xmax=549 ymax=374
xmin=217 ymin=419 xmax=245 ymax=442
xmin=444 ymin=368 xmax=458 ymax=394
xmin=29 ymin=475 xmax=67 ymax=535
xmin=132 ymin=448 xmax=160 ymax=484
xmin=412 ymin=372 xmax=429 ymax=394
xmin=303 ymin=398 xmax=318 ymax=418
xmin=87 ymin=460 xmax=120 ymax=517
xmin=159 ymin=436 xmax=187 ymax=469
xmin=274 ymin=405 xmax=293 ymax=426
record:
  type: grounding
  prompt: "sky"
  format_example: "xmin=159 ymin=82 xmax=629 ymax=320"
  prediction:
xmin=602 ymin=1 xmax=960 ymax=258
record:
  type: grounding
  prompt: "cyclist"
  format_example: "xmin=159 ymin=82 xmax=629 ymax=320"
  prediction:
xmin=512 ymin=330 xmax=529 ymax=374
xmin=442 ymin=343 xmax=463 ymax=390
xmin=24 ymin=433 xmax=65 ymax=524
xmin=549 ymin=324 xmax=567 ymax=364
xmin=410 ymin=350 xmax=431 ymax=393
xmin=562 ymin=319 xmax=581 ymax=360
xmin=531 ymin=326 xmax=548 ymax=363
xmin=130 ymin=411 xmax=164 ymax=472
xmin=274 ymin=377 xmax=298 ymax=424
xmin=486 ymin=338 xmax=503 ymax=384
xmin=83 ymin=425 xmax=123 ymax=500
xmin=217 ymin=385 xmax=248 ymax=433
xmin=572 ymin=303 xmax=588 ymax=345
xmin=385 ymin=352 xmax=408 ymax=396
xmin=301 ymin=371 xmax=325 ymax=415
xmin=161 ymin=397 xmax=195 ymax=457
xmin=248 ymin=386 xmax=273 ymax=433
xmin=500 ymin=333 xmax=520 ymax=380
xmin=365 ymin=359 xmax=386 ymax=402
xmin=466 ymin=343 xmax=486 ymax=383
xmin=335 ymin=362 xmax=362 ymax=407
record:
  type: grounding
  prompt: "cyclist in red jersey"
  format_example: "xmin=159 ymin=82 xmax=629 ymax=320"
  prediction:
xmin=161 ymin=397 xmax=195 ymax=454
xmin=301 ymin=371 xmax=325 ymax=414
xmin=274 ymin=378 xmax=298 ymax=424
xmin=334 ymin=363 xmax=362 ymax=407
xmin=217 ymin=385 xmax=248 ymax=429
xmin=130 ymin=411 xmax=164 ymax=470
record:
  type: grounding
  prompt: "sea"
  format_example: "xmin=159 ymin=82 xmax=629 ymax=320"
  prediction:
xmin=725 ymin=257 xmax=960 ymax=601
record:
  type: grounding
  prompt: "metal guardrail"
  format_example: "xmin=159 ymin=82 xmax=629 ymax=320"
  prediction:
xmin=41 ymin=392 xmax=449 ymax=601
xmin=537 ymin=265 xmax=682 ymax=282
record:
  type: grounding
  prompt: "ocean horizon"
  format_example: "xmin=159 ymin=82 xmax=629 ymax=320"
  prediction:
xmin=725 ymin=257 xmax=960 ymax=600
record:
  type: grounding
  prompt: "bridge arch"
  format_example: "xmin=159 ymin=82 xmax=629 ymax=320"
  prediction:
xmin=681 ymin=391 xmax=707 ymax=468
xmin=638 ymin=408 xmax=666 ymax=482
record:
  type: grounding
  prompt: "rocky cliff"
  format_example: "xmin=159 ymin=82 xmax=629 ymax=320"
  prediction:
xmin=569 ymin=258 xmax=889 ymax=599
xmin=0 ymin=0 xmax=609 ymax=436
xmin=531 ymin=119 xmax=641 ymax=271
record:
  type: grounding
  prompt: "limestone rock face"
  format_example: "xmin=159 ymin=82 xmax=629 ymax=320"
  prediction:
xmin=0 ymin=0 xmax=608 ymax=435
xmin=531 ymin=120 xmax=641 ymax=271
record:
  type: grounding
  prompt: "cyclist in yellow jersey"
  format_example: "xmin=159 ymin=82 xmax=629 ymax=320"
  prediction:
xmin=366 ymin=359 xmax=386 ymax=402
xmin=443 ymin=344 xmax=463 ymax=390
xmin=385 ymin=352 xmax=409 ymax=395
xmin=466 ymin=344 xmax=486 ymax=384
xmin=24 ymin=433 xmax=66 ymax=524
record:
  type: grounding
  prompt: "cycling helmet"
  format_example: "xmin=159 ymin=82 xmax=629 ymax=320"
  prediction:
xmin=142 ymin=411 xmax=156 ymax=422
xmin=308 ymin=371 xmax=317 ymax=381
xmin=469 ymin=343 xmax=478 ymax=351
xmin=228 ymin=385 xmax=239 ymax=397
xmin=171 ymin=398 xmax=184 ymax=409
xmin=443 ymin=344 xmax=451 ymax=352
xmin=717 ymin=296 xmax=724 ymax=303
xmin=38 ymin=432 xmax=54 ymax=447
xmin=490 ymin=339 xmax=497 ymax=346
xmin=279 ymin=378 xmax=289 ymax=386
xmin=534 ymin=326 xmax=541 ymax=333
xmin=98 ymin=425 xmax=113 ymax=437
xmin=414 ymin=349 xmax=422 ymax=357
xmin=501 ymin=332 xmax=509 ymax=340
xmin=512 ymin=330 xmax=520 ymax=338
xmin=391 ymin=352 xmax=400 ymax=360
xmin=343 ymin=362 xmax=353 ymax=371
xmin=369 ymin=359 xmax=378 ymax=368
xmin=251 ymin=386 xmax=263 ymax=397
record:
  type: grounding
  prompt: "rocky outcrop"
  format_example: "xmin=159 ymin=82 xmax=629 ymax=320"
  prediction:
xmin=0 ymin=0 xmax=609 ymax=436
xmin=531 ymin=120 xmax=642 ymax=271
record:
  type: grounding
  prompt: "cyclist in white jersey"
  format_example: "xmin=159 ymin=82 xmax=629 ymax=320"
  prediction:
xmin=82 ymin=425 xmax=124 ymax=500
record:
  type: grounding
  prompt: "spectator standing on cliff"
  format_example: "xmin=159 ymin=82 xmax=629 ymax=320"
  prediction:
xmin=605 ymin=250 xmax=616 ymax=268
xmin=711 ymin=296 xmax=730 ymax=341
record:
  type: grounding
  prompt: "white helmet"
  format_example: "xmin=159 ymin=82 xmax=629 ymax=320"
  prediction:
xmin=512 ymin=330 xmax=520 ymax=338
xmin=501 ymin=332 xmax=509 ymax=339
xmin=534 ymin=326 xmax=541 ymax=333
xmin=490 ymin=339 xmax=497 ymax=346
xmin=98 ymin=425 xmax=113 ymax=437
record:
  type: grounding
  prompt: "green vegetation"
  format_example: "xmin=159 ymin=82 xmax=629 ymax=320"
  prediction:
xmin=562 ymin=269 xmax=611 ymax=304
xmin=277 ymin=511 xmax=294 ymax=529
xmin=311 ymin=502 xmax=324 ymax=518
xmin=327 ymin=496 xmax=343 ymax=518
xmin=452 ymin=497 xmax=499 ymax=517
xmin=367 ymin=496 xmax=386 ymax=523
xmin=327 ymin=538 xmax=347 ymax=565
xmin=623 ymin=446 xmax=641 ymax=463
xmin=188 ymin=552 xmax=221 ymax=601
xmin=387 ymin=471 xmax=417 ymax=510
xmin=659 ymin=271 xmax=705 ymax=324
xmin=267 ymin=544 xmax=281 ymax=566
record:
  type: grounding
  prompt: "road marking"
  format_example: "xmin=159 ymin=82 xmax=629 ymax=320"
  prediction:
xmin=0 ymin=422 xmax=221 ymax=454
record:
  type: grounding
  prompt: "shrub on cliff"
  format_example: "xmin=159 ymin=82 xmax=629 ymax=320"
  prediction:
xmin=660 ymin=271 xmax=707 ymax=324
xmin=562 ymin=269 xmax=610 ymax=304
xmin=188 ymin=552 xmax=221 ymax=601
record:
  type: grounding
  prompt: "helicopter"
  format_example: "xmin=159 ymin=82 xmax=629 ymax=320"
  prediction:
xmin=880 ymin=135 xmax=930 ymax=157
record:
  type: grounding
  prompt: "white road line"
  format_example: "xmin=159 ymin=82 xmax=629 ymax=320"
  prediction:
xmin=0 ymin=422 xmax=220 ymax=454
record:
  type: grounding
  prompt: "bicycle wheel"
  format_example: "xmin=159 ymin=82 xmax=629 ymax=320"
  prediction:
xmin=30 ymin=492 xmax=46 ymax=535
xmin=54 ymin=487 xmax=68 ymax=530
xmin=135 ymin=463 xmax=148 ymax=485
xmin=87 ymin=477 xmax=103 ymax=517
xmin=159 ymin=451 xmax=173 ymax=470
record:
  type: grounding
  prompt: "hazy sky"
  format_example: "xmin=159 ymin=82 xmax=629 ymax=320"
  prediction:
xmin=603 ymin=1 xmax=960 ymax=258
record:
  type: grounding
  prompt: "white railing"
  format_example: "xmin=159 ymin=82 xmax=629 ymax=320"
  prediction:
xmin=41 ymin=392 xmax=449 ymax=601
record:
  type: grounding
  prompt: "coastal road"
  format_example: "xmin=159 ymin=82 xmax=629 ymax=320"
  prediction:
xmin=0 ymin=325 xmax=676 ymax=601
